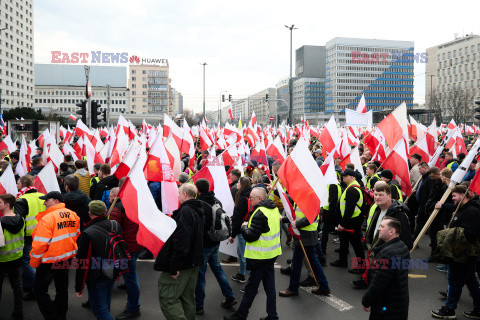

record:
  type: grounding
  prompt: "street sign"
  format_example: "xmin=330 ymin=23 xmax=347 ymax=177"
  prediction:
xmin=86 ymin=81 xmax=92 ymax=98
xmin=269 ymin=116 xmax=274 ymax=121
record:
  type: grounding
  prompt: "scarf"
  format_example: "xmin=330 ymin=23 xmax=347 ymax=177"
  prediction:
xmin=16 ymin=186 xmax=36 ymax=199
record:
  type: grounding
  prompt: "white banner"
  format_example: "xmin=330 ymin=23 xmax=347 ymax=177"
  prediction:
xmin=345 ymin=109 xmax=373 ymax=127
xmin=0 ymin=222 xmax=5 ymax=247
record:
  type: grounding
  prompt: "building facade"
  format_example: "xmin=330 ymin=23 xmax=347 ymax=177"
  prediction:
xmin=0 ymin=0 xmax=35 ymax=110
xmin=325 ymin=37 xmax=415 ymax=123
xmin=292 ymin=77 xmax=326 ymax=123
xmin=128 ymin=64 xmax=170 ymax=114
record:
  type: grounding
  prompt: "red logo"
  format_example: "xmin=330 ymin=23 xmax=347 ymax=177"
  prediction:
xmin=129 ymin=55 xmax=140 ymax=64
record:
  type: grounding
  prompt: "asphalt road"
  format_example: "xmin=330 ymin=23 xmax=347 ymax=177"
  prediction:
xmin=1 ymin=235 xmax=476 ymax=319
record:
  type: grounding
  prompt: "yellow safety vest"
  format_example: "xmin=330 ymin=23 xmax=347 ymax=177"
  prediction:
xmin=446 ymin=161 xmax=458 ymax=170
xmin=391 ymin=184 xmax=403 ymax=202
xmin=0 ymin=217 xmax=25 ymax=262
xmin=90 ymin=176 xmax=100 ymax=186
xmin=366 ymin=174 xmax=380 ymax=190
xmin=366 ymin=203 xmax=378 ymax=228
xmin=17 ymin=192 xmax=45 ymax=237
xmin=295 ymin=207 xmax=319 ymax=231
xmin=339 ymin=180 xmax=363 ymax=219
xmin=324 ymin=184 xmax=342 ymax=211
xmin=244 ymin=206 xmax=282 ymax=260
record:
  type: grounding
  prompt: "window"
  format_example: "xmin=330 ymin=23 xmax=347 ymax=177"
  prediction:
xmin=132 ymin=77 xmax=136 ymax=81
xmin=131 ymin=84 xmax=136 ymax=88
xmin=132 ymin=70 xmax=136 ymax=74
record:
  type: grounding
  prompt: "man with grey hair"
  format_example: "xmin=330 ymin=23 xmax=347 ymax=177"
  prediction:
xmin=178 ymin=172 xmax=189 ymax=186
xmin=63 ymin=174 xmax=91 ymax=231
xmin=155 ymin=183 xmax=205 ymax=320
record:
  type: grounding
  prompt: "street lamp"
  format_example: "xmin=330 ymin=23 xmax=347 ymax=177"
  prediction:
xmin=84 ymin=65 xmax=91 ymax=125
xmin=285 ymin=24 xmax=297 ymax=126
xmin=0 ymin=26 xmax=7 ymax=114
xmin=201 ymin=62 xmax=207 ymax=123
xmin=219 ymin=90 xmax=228 ymax=124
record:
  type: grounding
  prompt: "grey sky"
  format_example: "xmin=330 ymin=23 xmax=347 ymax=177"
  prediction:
xmin=34 ymin=0 xmax=480 ymax=113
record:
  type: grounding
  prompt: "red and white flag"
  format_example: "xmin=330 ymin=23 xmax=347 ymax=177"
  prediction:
xmin=381 ymin=138 xmax=412 ymax=196
xmin=249 ymin=111 xmax=257 ymax=127
xmin=0 ymin=135 xmax=16 ymax=153
xmin=376 ymin=102 xmax=409 ymax=149
xmin=266 ymin=136 xmax=286 ymax=164
xmin=228 ymin=106 xmax=234 ymax=121
xmin=118 ymin=151 xmax=177 ymax=256
xmin=34 ymin=162 xmax=61 ymax=194
xmin=15 ymin=136 xmax=30 ymax=177
xmin=163 ymin=114 xmax=183 ymax=150
xmin=144 ymin=134 xmax=175 ymax=183
xmin=115 ymin=140 xmax=141 ymax=180
xmin=318 ymin=115 xmax=339 ymax=156
xmin=277 ymin=182 xmax=300 ymax=238
xmin=451 ymin=137 xmax=480 ymax=185
xmin=69 ymin=114 xmax=77 ymax=122
xmin=469 ymin=170 xmax=480 ymax=196
xmin=356 ymin=94 xmax=367 ymax=113
xmin=199 ymin=126 xmax=213 ymax=151
xmin=0 ymin=164 xmax=17 ymax=195
xmin=277 ymin=139 xmax=328 ymax=223
xmin=409 ymin=134 xmax=431 ymax=163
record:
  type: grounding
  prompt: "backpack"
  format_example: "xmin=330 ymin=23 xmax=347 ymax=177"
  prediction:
xmin=200 ymin=200 xmax=232 ymax=242
xmin=349 ymin=185 xmax=371 ymax=219
xmin=87 ymin=220 xmax=131 ymax=279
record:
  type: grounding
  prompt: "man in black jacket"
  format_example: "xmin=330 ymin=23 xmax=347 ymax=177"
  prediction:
xmin=412 ymin=165 xmax=437 ymax=237
xmin=154 ymin=183 xmax=205 ymax=320
xmin=27 ymin=157 xmax=44 ymax=178
xmin=353 ymin=182 xmax=413 ymax=289
xmin=74 ymin=201 xmax=123 ymax=320
xmin=63 ymin=174 xmax=92 ymax=231
xmin=362 ymin=216 xmax=410 ymax=320
xmin=431 ymin=185 xmax=480 ymax=319
xmin=194 ymin=179 xmax=236 ymax=315
xmin=92 ymin=164 xmax=118 ymax=201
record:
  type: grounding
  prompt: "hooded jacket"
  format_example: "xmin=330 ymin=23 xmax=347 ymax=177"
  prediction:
xmin=154 ymin=199 xmax=205 ymax=274
xmin=231 ymin=186 xmax=252 ymax=238
xmin=64 ymin=189 xmax=91 ymax=231
xmin=74 ymin=169 xmax=92 ymax=197
xmin=387 ymin=179 xmax=401 ymax=201
xmin=27 ymin=165 xmax=44 ymax=178
xmin=450 ymin=199 xmax=480 ymax=244
xmin=92 ymin=175 xmax=119 ymax=201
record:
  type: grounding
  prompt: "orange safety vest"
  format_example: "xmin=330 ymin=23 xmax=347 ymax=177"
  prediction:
xmin=30 ymin=203 xmax=81 ymax=268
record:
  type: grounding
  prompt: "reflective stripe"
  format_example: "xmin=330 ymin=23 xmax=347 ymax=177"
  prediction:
xmin=4 ymin=236 xmax=24 ymax=246
xmin=246 ymin=242 xmax=281 ymax=252
xmin=26 ymin=224 xmax=37 ymax=231
xmin=0 ymin=246 xmax=24 ymax=255
xmin=31 ymin=252 xmax=44 ymax=259
xmin=34 ymin=230 xmax=79 ymax=244
xmin=259 ymin=231 xmax=281 ymax=241
xmin=25 ymin=216 xmax=37 ymax=222
xmin=41 ymin=249 xmax=77 ymax=263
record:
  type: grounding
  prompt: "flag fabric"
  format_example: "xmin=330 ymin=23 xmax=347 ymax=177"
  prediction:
xmin=277 ymin=139 xmax=328 ymax=223
xmin=0 ymin=164 xmax=17 ymax=195
xmin=34 ymin=162 xmax=61 ymax=194
xmin=317 ymin=115 xmax=339 ymax=155
xmin=114 ymin=140 xmax=141 ymax=180
xmin=376 ymin=102 xmax=409 ymax=149
xmin=0 ymin=135 xmax=16 ymax=153
xmin=118 ymin=151 xmax=177 ymax=256
xmin=228 ymin=107 xmax=234 ymax=121
xmin=69 ymin=114 xmax=77 ymax=122
xmin=470 ymin=170 xmax=480 ymax=196
xmin=266 ymin=136 xmax=287 ymax=164
xmin=451 ymin=137 xmax=480 ymax=185
xmin=276 ymin=182 xmax=300 ymax=238
xmin=380 ymin=138 xmax=412 ymax=196
xmin=144 ymin=134 xmax=175 ymax=183
xmin=356 ymin=94 xmax=367 ymax=113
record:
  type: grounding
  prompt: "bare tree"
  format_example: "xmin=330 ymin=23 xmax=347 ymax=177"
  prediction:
xmin=182 ymin=108 xmax=197 ymax=126
xmin=430 ymin=88 xmax=443 ymax=124
xmin=441 ymin=86 xmax=475 ymax=125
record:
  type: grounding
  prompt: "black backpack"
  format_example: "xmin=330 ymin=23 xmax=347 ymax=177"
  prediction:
xmin=200 ymin=200 xmax=232 ymax=242
xmin=86 ymin=220 xmax=131 ymax=279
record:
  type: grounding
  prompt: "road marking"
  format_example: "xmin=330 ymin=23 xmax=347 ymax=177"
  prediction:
xmin=408 ymin=274 xmax=427 ymax=278
xmin=300 ymin=287 xmax=354 ymax=312
xmin=137 ymin=259 xmax=155 ymax=263
xmin=220 ymin=263 xmax=283 ymax=269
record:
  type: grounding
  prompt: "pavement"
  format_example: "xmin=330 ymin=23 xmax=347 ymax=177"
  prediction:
xmin=1 ymin=234 xmax=477 ymax=319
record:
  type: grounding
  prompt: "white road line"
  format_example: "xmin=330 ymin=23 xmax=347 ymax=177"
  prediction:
xmin=220 ymin=263 xmax=283 ymax=269
xmin=300 ymin=287 xmax=354 ymax=312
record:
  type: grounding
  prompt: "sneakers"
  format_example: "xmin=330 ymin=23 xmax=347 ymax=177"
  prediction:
xmin=351 ymin=279 xmax=368 ymax=289
xmin=332 ymin=238 xmax=340 ymax=244
xmin=279 ymin=289 xmax=299 ymax=297
xmin=436 ymin=265 xmax=448 ymax=273
xmin=196 ymin=307 xmax=204 ymax=315
xmin=231 ymin=273 xmax=246 ymax=284
xmin=116 ymin=310 xmax=141 ymax=320
xmin=222 ymin=256 xmax=238 ymax=264
xmin=330 ymin=260 xmax=348 ymax=268
xmin=463 ymin=310 xmax=480 ymax=319
xmin=299 ymin=276 xmax=316 ymax=287
xmin=431 ymin=306 xmax=456 ymax=319
xmin=221 ymin=298 xmax=237 ymax=309
xmin=239 ymin=287 xmax=245 ymax=294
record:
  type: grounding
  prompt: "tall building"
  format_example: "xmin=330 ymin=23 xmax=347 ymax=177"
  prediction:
xmin=292 ymin=77 xmax=326 ymax=123
xmin=426 ymin=34 xmax=480 ymax=121
xmin=295 ymin=45 xmax=326 ymax=79
xmin=275 ymin=77 xmax=290 ymax=123
xmin=325 ymin=37 xmax=415 ymax=123
xmin=0 ymin=0 xmax=35 ymax=110
xmin=128 ymin=64 xmax=170 ymax=114
xmin=169 ymin=87 xmax=183 ymax=117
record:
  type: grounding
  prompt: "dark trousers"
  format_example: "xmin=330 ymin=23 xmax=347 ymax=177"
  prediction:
xmin=34 ymin=262 xmax=69 ymax=320
xmin=321 ymin=222 xmax=336 ymax=253
xmin=339 ymin=227 xmax=365 ymax=264
xmin=236 ymin=261 xmax=278 ymax=320
xmin=429 ymin=215 xmax=444 ymax=255
xmin=289 ymin=245 xmax=329 ymax=292
xmin=0 ymin=263 xmax=23 ymax=313
xmin=414 ymin=213 xmax=428 ymax=239
xmin=445 ymin=260 xmax=480 ymax=310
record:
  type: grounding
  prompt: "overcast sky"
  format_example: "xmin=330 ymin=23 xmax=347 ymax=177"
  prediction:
xmin=34 ymin=0 xmax=480 ymax=113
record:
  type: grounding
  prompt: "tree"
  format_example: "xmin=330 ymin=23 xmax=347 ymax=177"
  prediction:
xmin=182 ymin=108 xmax=197 ymax=126
xmin=438 ymin=86 xmax=475 ymax=125
xmin=3 ymin=107 xmax=44 ymax=121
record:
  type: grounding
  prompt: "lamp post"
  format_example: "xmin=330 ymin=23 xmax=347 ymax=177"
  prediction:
xmin=285 ymin=24 xmax=297 ymax=126
xmin=201 ymin=62 xmax=207 ymax=123
xmin=219 ymin=90 xmax=228 ymax=124
xmin=0 ymin=26 xmax=8 ymax=114
xmin=429 ymin=74 xmax=434 ymax=124
xmin=84 ymin=65 xmax=91 ymax=125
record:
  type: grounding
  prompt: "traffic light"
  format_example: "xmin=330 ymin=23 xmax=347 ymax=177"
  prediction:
xmin=102 ymin=109 xmax=107 ymax=123
xmin=91 ymin=101 xmax=102 ymax=127
xmin=265 ymin=94 xmax=269 ymax=102
xmin=475 ymin=100 xmax=480 ymax=120
xmin=76 ymin=100 xmax=86 ymax=123
xmin=222 ymin=95 xmax=225 ymax=102
xmin=228 ymin=94 xmax=232 ymax=102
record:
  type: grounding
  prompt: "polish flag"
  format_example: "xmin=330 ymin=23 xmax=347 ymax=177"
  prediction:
xmin=429 ymin=129 xmax=455 ymax=168
xmin=228 ymin=107 xmax=234 ymax=121
xmin=0 ymin=135 xmax=16 ymax=153
xmin=219 ymin=143 xmax=239 ymax=167
xmin=109 ymin=127 xmax=129 ymax=168
xmin=469 ymin=170 xmax=480 ymax=196
xmin=245 ymin=126 xmax=259 ymax=149
xmin=74 ymin=119 xmax=93 ymax=139
xmin=318 ymin=115 xmax=339 ymax=155
xmin=163 ymin=114 xmax=183 ymax=150
xmin=356 ymin=94 xmax=367 ymax=113
xmin=277 ymin=139 xmax=328 ymax=223
xmin=380 ymin=138 xmax=412 ymax=196
xmin=447 ymin=119 xmax=456 ymax=130
xmin=118 ymin=151 xmax=177 ymax=256
xmin=451 ymin=137 xmax=480 ymax=185
xmin=15 ymin=136 xmax=30 ymax=177
xmin=409 ymin=134 xmax=431 ymax=163
xmin=144 ymin=134 xmax=175 ymax=183
xmin=320 ymin=148 xmax=339 ymax=185
xmin=114 ymin=140 xmax=141 ymax=180
xmin=164 ymin=136 xmax=182 ymax=181
xmin=277 ymin=182 xmax=300 ymax=238
xmin=63 ymin=143 xmax=79 ymax=162
xmin=180 ymin=120 xmax=195 ymax=159
xmin=350 ymin=146 xmax=366 ymax=185
xmin=266 ymin=136 xmax=286 ymax=164
xmin=199 ymin=126 xmax=213 ymax=151
xmin=69 ymin=114 xmax=77 ymax=122
xmin=249 ymin=111 xmax=257 ymax=127
xmin=83 ymin=134 xmax=99 ymax=175
xmin=376 ymin=102 xmax=409 ymax=150
xmin=34 ymin=162 xmax=61 ymax=194
xmin=47 ymin=139 xmax=65 ymax=171
xmin=0 ymin=164 xmax=17 ymax=195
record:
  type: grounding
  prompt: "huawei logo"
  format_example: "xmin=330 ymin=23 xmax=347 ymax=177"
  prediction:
xmin=129 ymin=55 xmax=140 ymax=64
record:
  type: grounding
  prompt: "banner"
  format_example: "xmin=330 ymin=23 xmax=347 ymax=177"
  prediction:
xmin=345 ymin=109 xmax=373 ymax=127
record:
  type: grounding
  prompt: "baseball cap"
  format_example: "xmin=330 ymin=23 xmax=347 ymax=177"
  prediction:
xmin=341 ymin=169 xmax=356 ymax=177
xmin=39 ymin=191 xmax=64 ymax=202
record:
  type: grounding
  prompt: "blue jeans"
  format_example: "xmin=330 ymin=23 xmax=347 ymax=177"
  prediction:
xmin=289 ymin=245 xmax=330 ymax=293
xmin=88 ymin=275 xmax=115 ymax=320
xmin=236 ymin=260 xmax=278 ymax=320
xmin=122 ymin=250 xmax=141 ymax=312
xmin=195 ymin=245 xmax=234 ymax=308
xmin=445 ymin=260 xmax=480 ymax=310
xmin=22 ymin=236 xmax=36 ymax=291
xmin=237 ymin=234 xmax=247 ymax=275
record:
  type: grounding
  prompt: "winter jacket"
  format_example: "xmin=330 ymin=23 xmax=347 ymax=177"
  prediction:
xmin=240 ymin=198 xmax=278 ymax=270
xmin=64 ymin=190 xmax=91 ymax=231
xmin=27 ymin=165 xmax=44 ymax=178
xmin=293 ymin=211 xmax=319 ymax=247
xmin=323 ymin=184 xmax=341 ymax=225
xmin=231 ymin=186 xmax=252 ymax=238
xmin=415 ymin=173 xmax=435 ymax=218
xmin=339 ymin=184 xmax=363 ymax=229
xmin=426 ymin=181 xmax=454 ymax=226
xmin=74 ymin=169 xmax=92 ymax=197
xmin=450 ymin=199 xmax=480 ymax=243
xmin=154 ymin=199 xmax=205 ymax=274
xmin=197 ymin=191 xmax=222 ymax=248
xmin=230 ymin=180 xmax=239 ymax=198
xmin=109 ymin=200 xmax=143 ymax=253
xmin=74 ymin=216 xmax=123 ymax=293
xmin=362 ymin=237 xmax=410 ymax=320
xmin=366 ymin=200 xmax=413 ymax=253
xmin=0 ymin=214 xmax=24 ymax=268
xmin=92 ymin=175 xmax=118 ymax=201
xmin=387 ymin=179 xmax=402 ymax=201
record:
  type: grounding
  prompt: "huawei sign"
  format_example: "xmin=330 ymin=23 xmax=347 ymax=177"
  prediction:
xmin=129 ymin=55 xmax=141 ymax=64
xmin=50 ymin=51 xmax=168 ymax=66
